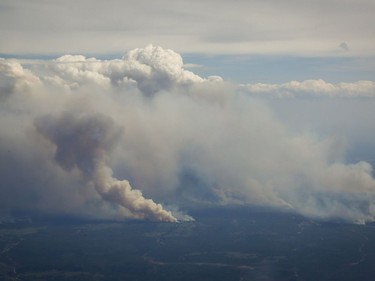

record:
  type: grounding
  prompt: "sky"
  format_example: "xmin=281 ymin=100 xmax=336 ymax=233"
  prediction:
xmin=1 ymin=0 xmax=375 ymax=223
xmin=1 ymin=0 xmax=375 ymax=82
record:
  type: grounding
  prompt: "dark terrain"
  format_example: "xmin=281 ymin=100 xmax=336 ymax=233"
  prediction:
xmin=1 ymin=208 xmax=374 ymax=281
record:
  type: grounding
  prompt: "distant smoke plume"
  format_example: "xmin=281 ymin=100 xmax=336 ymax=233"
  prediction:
xmin=340 ymin=42 xmax=350 ymax=51
xmin=35 ymin=112 xmax=177 ymax=222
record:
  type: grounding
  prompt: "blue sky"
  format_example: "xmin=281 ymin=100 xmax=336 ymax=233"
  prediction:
xmin=183 ymin=54 xmax=375 ymax=83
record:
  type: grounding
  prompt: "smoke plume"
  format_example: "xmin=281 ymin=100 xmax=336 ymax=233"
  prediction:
xmin=1 ymin=45 xmax=375 ymax=223
xmin=35 ymin=112 xmax=177 ymax=222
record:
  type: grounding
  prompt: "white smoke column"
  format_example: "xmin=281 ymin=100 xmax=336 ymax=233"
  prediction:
xmin=94 ymin=165 xmax=178 ymax=221
xmin=35 ymin=112 xmax=177 ymax=222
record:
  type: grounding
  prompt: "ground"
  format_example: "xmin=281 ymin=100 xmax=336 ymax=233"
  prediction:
xmin=1 ymin=208 xmax=374 ymax=281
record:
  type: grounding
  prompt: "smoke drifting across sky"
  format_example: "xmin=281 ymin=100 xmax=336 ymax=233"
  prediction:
xmin=1 ymin=45 xmax=375 ymax=223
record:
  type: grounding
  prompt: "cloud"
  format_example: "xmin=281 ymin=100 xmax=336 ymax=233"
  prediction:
xmin=40 ymin=45 xmax=204 ymax=95
xmin=239 ymin=79 xmax=375 ymax=98
xmin=0 ymin=0 xmax=374 ymax=56
xmin=1 ymin=45 xmax=375 ymax=224
xmin=0 ymin=58 xmax=40 ymax=99
xmin=183 ymin=63 xmax=203 ymax=69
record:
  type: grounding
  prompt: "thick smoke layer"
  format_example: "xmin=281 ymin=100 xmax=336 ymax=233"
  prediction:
xmin=1 ymin=45 xmax=375 ymax=223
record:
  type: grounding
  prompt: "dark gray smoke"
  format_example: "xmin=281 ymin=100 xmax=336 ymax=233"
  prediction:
xmin=35 ymin=112 xmax=177 ymax=222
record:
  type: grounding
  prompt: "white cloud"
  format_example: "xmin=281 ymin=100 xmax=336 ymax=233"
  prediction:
xmin=1 ymin=46 xmax=375 ymax=223
xmin=240 ymin=79 xmax=375 ymax=98
xmin=0 ymin=58 xmax=41 ymax=99
xmin=38 ymin=45 xmax=205 ymax=95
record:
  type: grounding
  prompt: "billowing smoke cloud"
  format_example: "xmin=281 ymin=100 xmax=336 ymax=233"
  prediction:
xmin=1 ymin=45 xmax=375 ymax=223
xmin=42 ymin=45 xmax=206 ymax=95
xmin=0 ymin=58 xmax=40 ymax=99
xmin=35 ymin=112 xmax=176 ymax=222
